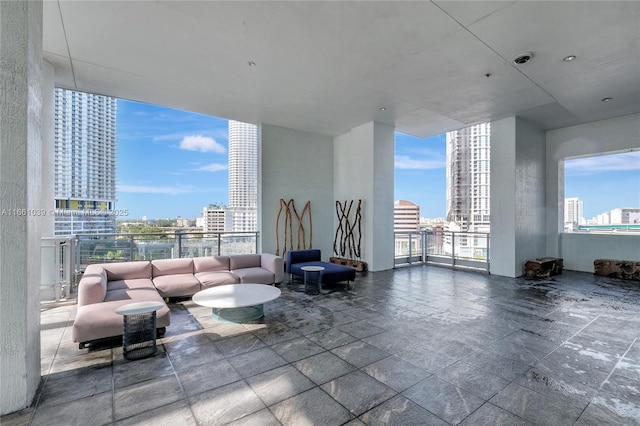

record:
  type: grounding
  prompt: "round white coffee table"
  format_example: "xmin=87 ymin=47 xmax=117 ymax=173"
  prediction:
xmin=192 ymin=284 xmax=281 ymax=323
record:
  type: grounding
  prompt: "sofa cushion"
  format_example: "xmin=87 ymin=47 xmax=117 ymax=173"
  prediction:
xmin=107 ymin=278 xmax=157 ymax=292
xmin=77 ymin=265 xmax=107 ymax=306
xmin=285 ymin=249 xmax=321 ymax=272
xmin=72 ymin=296 xmax=170 ymax=344
xmin=152 ymin=273 xmax=201 ymax=298
xmin=195 ymin=271 xmax=239 ymax=287
xmin=104 ymin=287 xmax=162 ymax=302
xmin=261 ymin=253 xmax=285 ymax=284
xmin=103 ymin=261 xmax=152 ymax=281
xmin=229 ymin=254 xmax=262 ymax=270
xmin=290 ymin=261 xmax=356 ymax=284
xmin=152 ymin=258 xmax=194 ymax=277
xmin=232 ymin=267 xmax=275 ymax=285
xmin=193 ymin=256 xmax=230 ymax=273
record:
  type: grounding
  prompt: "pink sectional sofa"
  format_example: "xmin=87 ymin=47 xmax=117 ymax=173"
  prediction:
xmin=73 ymin=253 xmax=284 ymax=348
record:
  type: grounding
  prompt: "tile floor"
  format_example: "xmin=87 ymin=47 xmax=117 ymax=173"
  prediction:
xmin=2 ymin=266 xmax=640 ymax=425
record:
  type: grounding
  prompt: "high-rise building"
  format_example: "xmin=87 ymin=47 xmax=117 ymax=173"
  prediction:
xmin=201 ymin=204 xmax=230 ymax=233
xmin=54 ymin=88 xmax=117 ymax=235
xmin=394 ymin=200 xmax=420 ymax=233
xmin=393 ymin=200 xmax=421 ymax=260
xmin=228 ymin=120 xmax=258 ymax=231
xmin=564 ymin=197 xmax=584 ymax=229
xmin=446 ymin=122 xmax=491 ymax=232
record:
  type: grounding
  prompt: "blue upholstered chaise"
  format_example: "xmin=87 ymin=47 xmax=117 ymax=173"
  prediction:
xmin=285 ymin=249 xmax=356 ymax=285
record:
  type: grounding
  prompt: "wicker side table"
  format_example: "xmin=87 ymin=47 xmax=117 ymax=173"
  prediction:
xmin=115 ymin=301 xmax=165 ymax=360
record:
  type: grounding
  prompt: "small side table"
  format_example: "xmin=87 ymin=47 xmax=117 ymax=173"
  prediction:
xmin=115 ymin=301 xmax=164 ymax=360
xmin=301 ymin=266 xmax=324 ymax=295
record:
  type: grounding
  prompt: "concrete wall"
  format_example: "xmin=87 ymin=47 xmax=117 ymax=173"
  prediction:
xmin=490 ymin=117 xmax=546 ymax=277
xmin=546 ymin=113 xmax=640 ymax=269
xmin=560 ymin=233 xmax=640 ymax=272
xmin=259 ymin=124 xmax=334 ymax=258
xmin=334 ymin=122 xmax=395 ymax=271
xmin=261 ymin=121 xmax=394 ymax=271
xmin=0 ymin=0 xmax=44 ymax=414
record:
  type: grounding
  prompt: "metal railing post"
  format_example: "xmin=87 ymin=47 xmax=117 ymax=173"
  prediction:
xmin=486 ymin=233 xmax=491 ymax=273
xmin=129 ymin=235 xmax=135 ymax=261
xmin=422 ymin=230 xmax=427 ymax=264
xmin=177 ymin=231 xmax=182 ymax=258
xmin=255 ymin=231 xmax=259 ymax=253
xmin=217 ymin=233 xmax=222 ymax=256
xmin=451 ymin=231 xmax=456 ymax=267
xmin=408 ymin=233 xmax=413 ymax=264
xmin=63 ymin=238 xmax=71 ymax=299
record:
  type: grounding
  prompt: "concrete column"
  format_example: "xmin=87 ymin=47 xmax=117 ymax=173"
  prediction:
xmin=334 ymin=122 xmax=395 ymax=271
xmin=41 ymin=60 xmax=55 ymax=238
xmin=0 ymin=0 xmax=44 ymax=415
xmin=490 ymin=117 xmax=546 ymax=277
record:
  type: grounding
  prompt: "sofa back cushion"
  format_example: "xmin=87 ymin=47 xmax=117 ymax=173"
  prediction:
xmin=152 ymin=258 xmax=194 ymax=277
xmin=193 ymin=256 xmax=230 ymax=273
xmin=229 ymin=254 xmax=262 ymax=270
xmin=103 ymin=261 xmax=151 ymax=281
xmin=285 ymin=249 xmax=321 ymax=272
xmin=78 ymin=264 xmax=107 ymax=306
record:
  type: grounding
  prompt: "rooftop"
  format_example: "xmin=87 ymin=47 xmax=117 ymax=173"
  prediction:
xmin=5 ymin=267 xmax=640 ymax=425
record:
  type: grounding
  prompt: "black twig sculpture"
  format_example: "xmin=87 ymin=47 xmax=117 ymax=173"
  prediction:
xmin=333 ymin=199 xmax=362 ymax=260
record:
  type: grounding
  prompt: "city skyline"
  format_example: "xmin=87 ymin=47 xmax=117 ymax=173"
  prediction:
xmin=116 ymin=99 xmax=639 ymax=221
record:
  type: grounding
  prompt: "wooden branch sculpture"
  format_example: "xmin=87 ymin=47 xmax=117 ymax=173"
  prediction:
xmin=275 ymin=199 xmax=312 ymax=256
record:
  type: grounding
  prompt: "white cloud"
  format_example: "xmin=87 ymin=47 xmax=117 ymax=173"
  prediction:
xmin=119 ymin=185 xmax=193 ymax=195
xmin=566 ymin=151 xmax=640 ymax=175
xmin=192 ymin=163 xmax=228 ymax=172
xmin=179 ymin=135 xmax=226 ymax=153
xmin=395 ymin=154 xmax=445 ymax=170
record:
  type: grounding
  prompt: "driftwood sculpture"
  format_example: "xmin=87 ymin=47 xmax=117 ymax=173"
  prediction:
xmin=332 ymin=200 xmax=367 ymax=271
xmin=275 ymin=199 xmax=312 ymax=256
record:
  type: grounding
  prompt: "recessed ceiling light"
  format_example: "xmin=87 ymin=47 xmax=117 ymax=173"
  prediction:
xmin=563 ymin=55 xmax=576 ymax=62
xmin=512 ymin=52 xmax=533 ymax=65
xmin=379 ymin=107 xmax=386 ymax=111
xmin=247 ymin=61 xmax=256 ymax=67
xmin=602 ymin=97 xmax=613 ymax=102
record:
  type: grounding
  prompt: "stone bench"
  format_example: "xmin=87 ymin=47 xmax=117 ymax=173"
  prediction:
xmin=525 ymin=257 xmax=563 ymax=279
xmin=594 ymin=259 xmax=640 ymax=281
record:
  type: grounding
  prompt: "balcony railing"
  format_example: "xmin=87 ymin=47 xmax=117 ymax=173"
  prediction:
xmin=40 ymin=231 xmax=259 ymax=302
xmin=394 ymin=230 xmax=490 ymax=272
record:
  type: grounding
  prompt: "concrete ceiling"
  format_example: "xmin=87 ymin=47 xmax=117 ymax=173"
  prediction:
xmin=43 ymin=1 xmax=640 ymax=138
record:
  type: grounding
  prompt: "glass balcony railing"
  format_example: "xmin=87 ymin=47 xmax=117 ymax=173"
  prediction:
xmin=394 ymin=230 xmax=490 ymax=272
xmin=40 ymin=231 xmax=259 ymax=302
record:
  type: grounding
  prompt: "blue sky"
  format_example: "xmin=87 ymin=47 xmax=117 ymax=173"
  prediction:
xmin=117 ymin=100 xmax=230 ymax=219
xmin=565 ymin=152 xmax=640 ymax=219
xmin=116 ymin=99 xmax=639 ymax=220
